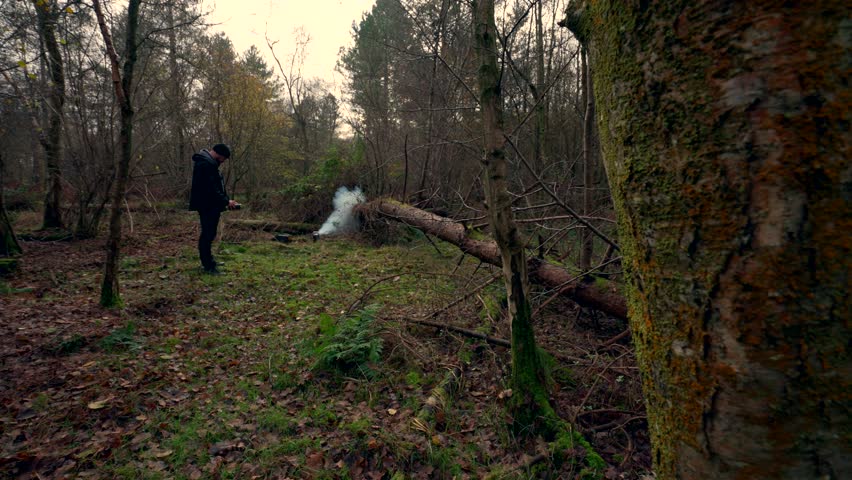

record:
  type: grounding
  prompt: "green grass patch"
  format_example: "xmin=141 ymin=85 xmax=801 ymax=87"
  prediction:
xmin=46 ymin=334 xmax=87 ymax=355
xmin=100 ymin=322 xmax=142 ymax=353
xmin=0 ymin=278 xmax=32 ymax=295
xmin=120 ymin=256 xmax=141 ymax=270
xmin=405 ymin=370 xmax=423 ymax=388
xmin=258 ymin=408 xmax=296 ymax=434
xmin=77 ymin=231 xmax=517 ymax=478
xmin=342 ymin=416 xmax=371 ymax=436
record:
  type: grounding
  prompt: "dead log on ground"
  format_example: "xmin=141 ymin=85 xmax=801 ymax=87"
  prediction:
xmin=358 ymin=199 xmax=627 ymax=320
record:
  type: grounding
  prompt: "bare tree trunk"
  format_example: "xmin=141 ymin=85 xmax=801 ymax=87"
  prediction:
xmin=418 ymin=0 xmax=450 ymax=198
xmin=29 ymin=127 xmax=42 ymax=188
xmin=32 ymin=0 xmax=65 ymax=229
xmin=532 ymin=0 xmax=546 ymax=171
xmin=167 ymin=4 xmax=187 ymax=193
xmin=0 ymin=153 xmax=22 ymax=257
xmin=564 ymin=1 xmax=850 ymax=478
xmin=579 ymin=47 xmax=594 ymax=271
xmin=268 ymin=34 xmax=311 ymax=175
xmin=474 ymin=0 xmax=553 ymax=433
xmin=94 ymin=0 xmax=141 ymax=307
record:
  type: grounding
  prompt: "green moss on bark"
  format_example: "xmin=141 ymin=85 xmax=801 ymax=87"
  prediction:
xmin=567 ymin=1 xmax=851 ymax=478
xmin=507 ymin=297 xmax=553 ymax=432
xmin=552 ymin=427 xmax=605 ymax=478
xmin=99 ymin=278 xmax=123 ymax=308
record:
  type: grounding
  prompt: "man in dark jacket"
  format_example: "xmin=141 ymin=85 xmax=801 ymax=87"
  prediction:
xmin=189 ymin=144 xmax=236 ymax=273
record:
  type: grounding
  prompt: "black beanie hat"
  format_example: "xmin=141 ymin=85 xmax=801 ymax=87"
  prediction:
xmin=212 ymin=143 xmax=231 ymax=159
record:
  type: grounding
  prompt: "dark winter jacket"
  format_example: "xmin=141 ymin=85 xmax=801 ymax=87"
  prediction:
xmin=189 ymin=150 xmax=229 ymax=212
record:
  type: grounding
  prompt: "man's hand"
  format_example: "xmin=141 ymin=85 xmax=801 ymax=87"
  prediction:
xmin=228 ymin=200 xmax=238 ymax=209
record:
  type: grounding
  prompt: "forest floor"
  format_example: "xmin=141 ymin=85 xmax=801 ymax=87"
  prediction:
xmin=0 ymin=209 xmax=651 ymax=479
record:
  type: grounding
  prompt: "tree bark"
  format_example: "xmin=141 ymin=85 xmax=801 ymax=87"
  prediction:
xmin=167 ymin=4 xmax=187 ymax=190
xmin=32 ymin=0 xmax=65 ymax=229
xmin=532 ymin=0 xmax=546 ymax=171
xmin=563 ymin=2 xmax=850 ymax=478
xmin=417 ymin=0 xmax=448 ymax=198
xmin=94 ymin=0 xmax=141 ymax=307
xmin=579 ymin=47 xmax=595 ymax=271
xmin=0 ymin=154 xmax=22 ymax=257
xmin=474 ymin=0 xmax=554 ymax=433
xmin=359 ymin=199 xmax=628 ymax=320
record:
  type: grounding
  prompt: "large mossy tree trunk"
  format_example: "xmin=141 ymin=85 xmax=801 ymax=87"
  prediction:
xmin=94 ymin=0 xmax=141 ymax=307
xmin=563 ymin=1 xmax=850 ymax=478
xmin=33 ymin=0 xmax=66 ymax=230
xmin=473 ymin=0 xmax=553 ymax=433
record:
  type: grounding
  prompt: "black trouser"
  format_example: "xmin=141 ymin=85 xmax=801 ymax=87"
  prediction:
xmin=198 ymin=209 xmax=221 ymax=270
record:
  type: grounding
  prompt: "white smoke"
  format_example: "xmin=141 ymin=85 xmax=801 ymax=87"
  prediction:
xmin=317 ymin=186 xmax=366 ymax=235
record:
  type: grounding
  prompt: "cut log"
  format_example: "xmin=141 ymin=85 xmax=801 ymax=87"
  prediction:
xmin=358 ymin=199 xmax=627 ymax=320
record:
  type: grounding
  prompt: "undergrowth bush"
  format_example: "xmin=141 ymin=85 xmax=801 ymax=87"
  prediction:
xmin=3 ymin=185 xmax=40 ymax=211
xmin=312 ymin=305 xmax=383 ymax=377
xmin=276 ymin=145 xmax=364 ymax=223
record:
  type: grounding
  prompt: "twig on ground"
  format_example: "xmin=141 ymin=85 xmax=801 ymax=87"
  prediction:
xmin=589 ymin=415 xmax=646 ymax=433
xmin=423 ymin=233 xmax=444 ymax=256
xmin=383 ymin=323 xmax=432 ymax=367
xmin=572 ymin=351 xmax=632 ymax=425
xmin=463 ymin=260 xmax=486 ymax=289
xmin=405 ymin=317 xmax=510 ymax=348
xmin=600 ymin=329 xmax=631 ymax=348
xmin=346 ymin=271 xmax=475 ymax=315
xmin=620 ymin=426 xmax=634 ymax=466
xmin=577 ymin=408 xmax=639 ymax=418
xmin=346 ymin=273 xmax=410 ymax=315
xmin=450 ymin=253 xmax=466 ymax=276
xmin=427 ymin=272 xmax=502 ymax=320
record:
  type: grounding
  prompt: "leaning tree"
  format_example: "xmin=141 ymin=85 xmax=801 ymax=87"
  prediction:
xmin=563 ymin=1 xmax=850 ymax=478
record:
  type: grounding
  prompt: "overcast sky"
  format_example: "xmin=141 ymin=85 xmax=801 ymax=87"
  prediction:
xmin=205 ymin=0 xmax=376 ymax=94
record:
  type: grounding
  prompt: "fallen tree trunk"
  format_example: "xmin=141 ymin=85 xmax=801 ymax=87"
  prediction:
xmin=358 ymin=199 xmax=627 ymax=320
